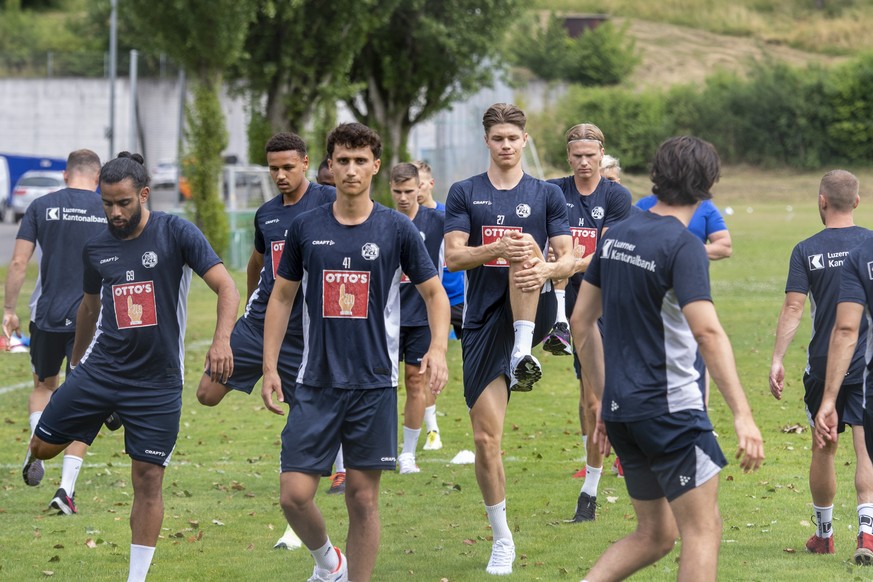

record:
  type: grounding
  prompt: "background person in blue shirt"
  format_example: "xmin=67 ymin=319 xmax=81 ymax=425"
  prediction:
xmin=636 ymin=193 xmax=732 ymax=261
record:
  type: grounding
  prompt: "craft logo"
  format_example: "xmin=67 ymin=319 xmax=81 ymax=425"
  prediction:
xmin=481 ymin=225 xmax=522 ymax=267
xmin=271 ymin=240 xmax=285 ymax=278
xmin=570 ymin=227 xmax=597 ymax=259
xmin=141 ymin=251 xmax=158 ymax=268
xmin=323 ymin=270 xmax=369 ymax=319
xmin=112 ymin=281 xmax=157 ymax=329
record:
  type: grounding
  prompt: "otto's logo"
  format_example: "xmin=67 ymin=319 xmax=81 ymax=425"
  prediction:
xmin=46 ymin=207 xmax=60 ymax=221
xmin=809 ymin=254 xmax=825 ymax=271
xmin=515 ymin=203 xmax=531 ymax=218
xmin=323 ymin=270 xmax=370 ymax=319
xmin=570 ymin=227 xmax=597 ymax=260
xmin=362 ymin=243 xmax=380 ymax=261
xmin=482 ymin=226 xmax=522 ymax=267
xmin=112 ymin=281 xmax=157 ymax=329
xmin=271 ymin=240 xmax=285 ymax=279
xmin=142 ymin=251 xmax=158 ymax=268
xmin=592 ymin=206 xmax=605 ymax=220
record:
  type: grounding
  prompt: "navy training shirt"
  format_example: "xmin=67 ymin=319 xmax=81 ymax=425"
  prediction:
xmin=399 ymin=205 xmax=445 ymax=327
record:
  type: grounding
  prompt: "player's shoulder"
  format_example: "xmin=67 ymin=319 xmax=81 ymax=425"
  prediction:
xmin=308 ymin=182 xmax=337 ymax=203
xmin=598 ymin=178 xmax=631 ymax=201
xmin=449 ymin=172 xmax=487 ymax=195
xmin=546 ymin=175 xmax=570 ymax=189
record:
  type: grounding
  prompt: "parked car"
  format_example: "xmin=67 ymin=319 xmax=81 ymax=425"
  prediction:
xmin=11 ymin=170 xmax=65 ymax=222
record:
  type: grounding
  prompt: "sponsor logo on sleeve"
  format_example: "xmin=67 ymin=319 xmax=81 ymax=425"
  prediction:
xmin=481 ymin=225 xmax=522 ymax=267
xmin=867 ymin=261 xmax=873 ymax=280
xmin=112 ymin=281 xmax=157 ymax=329
xmin=570 ymin=227 xmax=597 ymax=259
xmin=322 ymin=270 xmax=370 ymax=319
xmin=271 ymin=240 xmax=284 ymax=278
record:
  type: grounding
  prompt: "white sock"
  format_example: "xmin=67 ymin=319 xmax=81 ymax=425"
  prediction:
xmin=512 ymin=320 xmax=535 ymax=358
xmin=581 ymin=435 xmax=588 ymax=462
xmin=310 ymin=538 xmax=339 ymax=572
xmin=859 ymin=504 xmax=873 ymax=535
xmin=814 ymin=504 xmax=834 ymax=538
xmin=581 ymin=465 xmax=603 ymax=497
xmin=60 ymin=455 xmax=83 ymax=495
xmin=402 ymin=426 xmax=421 ymax=456
xmin=424 ymin=405 xmax=439 ymax=433
xmin=29 ymin=411 xmax=42 ymax=437
xmin=334 ymin=447 xmax=345 ymax=474
xmin=127 ymin=544 xmax=155 ymax=582
xmin=485 ymin=499 xmax=513 ymax=542
xmin=555 ymin=290 xmax=568 ymax=324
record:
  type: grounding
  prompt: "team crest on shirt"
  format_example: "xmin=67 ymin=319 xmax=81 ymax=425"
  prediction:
xmin=270 ymin=240 xmax=285 ymax=278
xmin=141 ymin=251 xmax=158 ymax=268
xmin=516 ymin=203 xmax=531 ymax=218
xmin=112 ymin=281 xmax=157 ymax=329
xmin=482 ymin=225 xmax=523 ymax=267
xmin=323 ymin=270 xmax=369 ymax=318
xmin=362 ymin=243 xmax=380 ymax=261
xmin=570 ymin=227 xmax=597 ymax=259
xmin=592 ymin=206 xmax=605 ymax=220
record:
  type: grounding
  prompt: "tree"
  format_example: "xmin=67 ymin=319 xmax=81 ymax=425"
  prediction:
xmin=125 ymin=0 xmax=257 ymax=256
xmin=345 ymin=0 xmax=520 ymax=195
xmin=231 ymin=0 xmax=396 ymax=165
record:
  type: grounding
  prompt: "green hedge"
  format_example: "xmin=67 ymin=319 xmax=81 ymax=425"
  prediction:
xmin=532 ymin=51 xmax=873 ymax=171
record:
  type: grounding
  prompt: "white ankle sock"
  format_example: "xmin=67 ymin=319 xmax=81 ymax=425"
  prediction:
xmin=555 ymin=290 xmax=568 ymax=324
xmin=424 ymin=405 xmax=439 ymax=432
xmin=814 ymin=504 xmax=834 ymax=538
xmin=60 ymin=455 xmax=83 ymax=495
xmin=402 ymin=426 xmax=421 ymax=455
xmin=581 ymin=465 xmax=602 ymax=497
xmin=29 ymin=411 xmax=42 ymax=437
xmin=127 ymin=544 xmax=155 ymax=582
xmin=859 ymin=503 xmax=873 ymax=535
xmin=485 ymin=499 xmax=513 ymax=542
xmin=310 ymin=538 xmax=339 ymax=572
xmin=512 ymin=321 xmax=535 ymax=358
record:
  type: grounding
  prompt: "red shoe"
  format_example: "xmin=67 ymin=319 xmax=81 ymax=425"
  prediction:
xmin=855 ymin=532 xmax=873 ymax=565
xmin=572 ymin=467 xmax=586 ymax=479
xmin=612 ymin=457 xmax=624 ymax=478
xmin=805 ymin=534 xmax=834 ymax=554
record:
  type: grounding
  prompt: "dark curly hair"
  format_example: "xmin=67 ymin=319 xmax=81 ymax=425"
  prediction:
xmin=651 ymin=136 xmax=720 ymax=206
xmin=326 ymin=123 xmax=382 ymax=160
xmin=99 ymin=151 xmax=149 ymax=190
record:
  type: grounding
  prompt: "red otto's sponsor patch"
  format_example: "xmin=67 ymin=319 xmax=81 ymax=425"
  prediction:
xmin=571 ymin=227 xmax=597 ymax=259
xmin=112 ymin=281 xmax=157 ymax=329
xmin=270 ymin=240 xmax=284 ymax=279
xmin=400 ymin=272 xmax=411 ymax=284
xmin=323 ymin=270 xmax=370 ymax=319
xmin=482 ymin=225 xmax=523 ymax=267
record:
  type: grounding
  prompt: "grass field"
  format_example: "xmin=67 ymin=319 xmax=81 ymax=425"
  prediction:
xmin=4 ymin=167 xmax=873 ymax=580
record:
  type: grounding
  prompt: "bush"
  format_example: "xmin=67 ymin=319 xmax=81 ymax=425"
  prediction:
xmin=825 ymin=51 xmax=873 ymax=163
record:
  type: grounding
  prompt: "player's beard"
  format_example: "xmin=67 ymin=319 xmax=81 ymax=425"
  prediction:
xmin=108 ymin=203 xmax=143 ymax=239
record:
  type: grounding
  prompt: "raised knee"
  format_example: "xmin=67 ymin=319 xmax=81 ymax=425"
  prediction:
xmin=30 ymin=438 xmax=58 ymax=460
xmin=196 ymin=380 xmax=226 ymax=406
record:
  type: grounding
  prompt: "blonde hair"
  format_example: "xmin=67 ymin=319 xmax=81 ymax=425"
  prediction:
xmin=565 ymin=123 xmax=605 ymax=147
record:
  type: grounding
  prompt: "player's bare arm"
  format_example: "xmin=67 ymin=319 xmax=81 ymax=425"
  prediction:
xmin=769 ymin=291 xmax=806 ymax=399
xmin=246 ymin=249 xmax=265 ymax=300
xmin=570 ymin=281 xmax=610 ymax=456
xmin=683 ymin=300 xmax=764 ymax=472
xmin=70 ymin=292 xmax=100 ymax=365
xmin=445 ymin=230 xmax=528 ymax=271
xmin=262 ymin=275 xmax=299 ymax=415
xmin=706 ymin=229 xmax=733 ymax=261
xmin=201 ymin=264 xmax=240 ymax=384
xmin=415 ymin=276 xmax=450 ymax=395
xmin=514 ymin=233 xmax=574 ymax=293
xmin=815 ymin=301 xmax=863 ymax=447
xmin=2 ymin=239 xmax=36 ymax=338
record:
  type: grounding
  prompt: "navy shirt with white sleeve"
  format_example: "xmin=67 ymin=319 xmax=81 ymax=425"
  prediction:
xmin=785 ymin=226 xmax=872 ymax=382
xmin=16 ymin=188 xmax=107 ymax=332
xmin=277 ymin=203 xmax=437 ymax=389
xmin=837 ymin=238 xmax=873 ymax=407
xmin=444 ymin=173 xmax=570 ymax=329
xmin=584 ymin=211 xmax=711 ymax=423
xmin=80 ymin=213 xmax=222 ymax=389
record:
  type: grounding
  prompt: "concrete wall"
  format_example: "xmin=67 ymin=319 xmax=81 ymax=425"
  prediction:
xmin=0 ymin=77 xmax=250 ymax=171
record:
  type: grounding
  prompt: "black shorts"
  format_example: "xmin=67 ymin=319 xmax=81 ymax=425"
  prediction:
xmin=451 ymin=303 xmax=464 ymax=339
xmin=399 ymin=325 xmax=430 ymax=365
xmin=606 ymin=409 xmax=726 ymax=502
xmin=29 ymin=322 xmax=74 ymax=382
xmin=216 ymin=316 xmax=302 ymax=404
xmin=864 ymin=408 xmax=873 ymax=464
xmin=460 ymin=289 xmax=556 ymax=408
xmin=803 ymin=373 xmax=863 ymax=433
xmin=35 ymin=366 xmax=181 ymax=466
xmin=280 ymin=384 xmax=398 ymax=474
